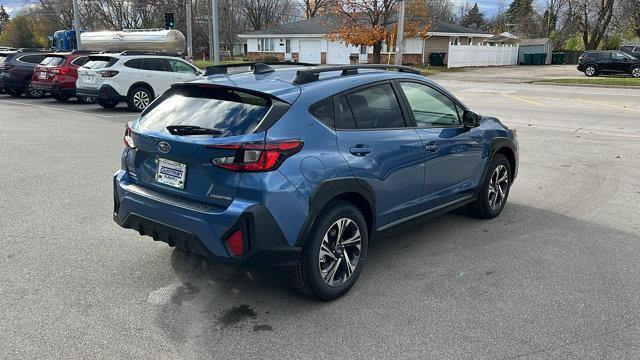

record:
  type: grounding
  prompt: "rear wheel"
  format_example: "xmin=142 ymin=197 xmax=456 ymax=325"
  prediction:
xmin=468 ymin=153 xmax=512 ymax=219
xmin=631 ymin=66 xmax=640 ymax=78
xmin=24 ymin=81 xmax=45 ymax=99
xmin=127 ymin=86 xmax=153 ymax=112
xmin=6 ymin=87 xmax=23 ymax=97
xmin=291 ymin=200 xmax=368 ymax=300
xmin=584 ymin=64 xmax=598 ymax=77
xmin=77 ymin=96 xmax=97 ymax=104
xmin=98 ymin=99 xmax=119 ymax=109
xmin=52 ymin=94 xmax=71 ymax=102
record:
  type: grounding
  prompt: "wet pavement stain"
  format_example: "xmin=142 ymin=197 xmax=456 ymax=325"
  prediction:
xmin=253 ymin=324 xmax=273 ymax=332
xmin=218 ymin=304 xmax=257 ymax=328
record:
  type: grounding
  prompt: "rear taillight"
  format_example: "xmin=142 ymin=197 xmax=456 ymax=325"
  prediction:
xmin=98 ymin=70 xmax=119 ymax=77
xmin=207 ymin=140 xmax=303 ymax=172
xmin=123 ymin=122 xmax=136 ymax=148
xmin=50 ymin=67 xmax=71 ymax=75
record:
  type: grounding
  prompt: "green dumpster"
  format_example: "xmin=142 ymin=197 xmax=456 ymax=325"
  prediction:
xmin=533 ymin=53 xmax=547 ymax=65
xmin=429 ymin=52 xmax=446 ymax=67
xmin=552 ymin=52 xmax=565 ymax=64
xmin=523 ymin=53 xmax=533 ymax=65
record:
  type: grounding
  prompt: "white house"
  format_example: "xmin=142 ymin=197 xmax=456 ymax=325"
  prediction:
xmin=238 ymin=16 xmax=493 ymax=66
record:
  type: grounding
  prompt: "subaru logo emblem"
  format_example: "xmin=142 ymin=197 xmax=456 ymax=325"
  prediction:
xmin=158 ymin=141 xmax=171 ymax=153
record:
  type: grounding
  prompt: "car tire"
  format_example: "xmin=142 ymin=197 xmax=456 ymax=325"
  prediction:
xmin=98 ymin=99 xmax=119 ymax=109
xmin=631 ymin=66 xmax=640 ymax=79
xmin=291 ymin=200 xmax=368 ymax=300
xmin=468 ymin=153 xmax=512 ymax=219
xmin=584 ymin=64 xmax=598 ymax=77
xmin=77 ymin=96 xmax=97 ymax=104
xmin=6 ymin=87 xmax=23 ymax=97
xmin=24 ymin=81 xmax=45 ymax=99
xmin=127 ymin=86 xmax=153 ymax=112
xmin=52 ymin=94 xmax=71 ymax=102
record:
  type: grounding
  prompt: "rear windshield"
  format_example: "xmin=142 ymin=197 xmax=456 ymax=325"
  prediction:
xmin=137 ymin=87 xmax=271 ymax=137
xmin=82 ymin=56 xmax=116 ymax=69
xmin=40 ymin=56 xmax=66 ymax=66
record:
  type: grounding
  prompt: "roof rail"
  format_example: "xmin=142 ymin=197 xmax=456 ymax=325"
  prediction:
xmin=292 ymin=64 xmax=421 ymax=85
xmin=204 ymin=61 xmax=316 ymax=76
xmin=119 ymin=50 xmax=181 ymax=57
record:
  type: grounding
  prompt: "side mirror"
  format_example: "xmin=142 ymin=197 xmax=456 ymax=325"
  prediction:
xmin=462 ymin=109 xmax=480 ymax=129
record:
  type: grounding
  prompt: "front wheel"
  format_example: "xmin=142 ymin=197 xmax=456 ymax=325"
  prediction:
xmin=584 ymin=65 xmax=598 ymax=77
xmin=98 ymin=99 xmax=119 ymax=109
xmin=291 ymin=201 xmax=368 ymax=300
xmin=127 ymin=86 xmax=153 ymax=112
xmin=468 ymin=153 xmax=512 ymax=219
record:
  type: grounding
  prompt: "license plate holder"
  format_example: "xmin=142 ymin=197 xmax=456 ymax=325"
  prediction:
xmin=156 ymin=158 xmax=187 ymax=189
xmin=38 ymin=71 xmax=47 ymax=79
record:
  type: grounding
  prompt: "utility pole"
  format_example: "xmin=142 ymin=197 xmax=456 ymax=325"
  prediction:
xmin=186 ymin=1 xmax=193 ymax=59
xmin=394 ymin=0 xmax=405 ymax=65
xmin=72 ymin=0 xmax=82 ymax=50
xmin=210 ymin=0 xmax=220 ymax=64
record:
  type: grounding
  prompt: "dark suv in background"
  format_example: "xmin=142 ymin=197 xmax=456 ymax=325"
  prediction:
xmin=577 ymin=50 xmax=640 ymax=78
xmin=0 ymin=49 xmax=49 ymax=98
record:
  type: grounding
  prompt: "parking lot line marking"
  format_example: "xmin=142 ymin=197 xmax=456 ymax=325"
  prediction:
xmin=0 ymin=99 xmax=133 ymax=118
xmin=501 ymin=94 xmax=546 ymax=107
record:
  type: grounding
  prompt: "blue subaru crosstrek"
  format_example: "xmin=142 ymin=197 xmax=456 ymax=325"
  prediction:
xmin=113 ymin=63 xmax=518 ymax=300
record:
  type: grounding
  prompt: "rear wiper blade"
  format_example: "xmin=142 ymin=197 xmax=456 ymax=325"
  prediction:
xmin=166 ymin=125 xmax=225 ymax=135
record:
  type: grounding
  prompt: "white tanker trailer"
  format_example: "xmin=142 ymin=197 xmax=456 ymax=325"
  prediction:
xmin=80 ymin=29 xmax=186 ymax=54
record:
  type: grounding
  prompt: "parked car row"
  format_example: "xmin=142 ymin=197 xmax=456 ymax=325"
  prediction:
xmin=1 ymin=49 xmax=203 ymax=112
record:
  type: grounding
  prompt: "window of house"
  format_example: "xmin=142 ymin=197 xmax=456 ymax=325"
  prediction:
xmin=450 ymin=37 xmax=459 ymax=45
xmin=257 ymin=38 xmax=275 ymax=52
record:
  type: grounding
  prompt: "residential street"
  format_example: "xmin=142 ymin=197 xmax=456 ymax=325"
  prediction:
xmin=1 ymin=80 xmax=640 ymax=359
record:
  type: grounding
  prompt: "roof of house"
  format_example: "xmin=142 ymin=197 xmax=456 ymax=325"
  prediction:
xmin=520 ymin=38 xmax=550 ymax=46
xmin=240 ymin=16 xmax=491 ymax=37
xmin=484 ymin=32 xmax=520 ymax=44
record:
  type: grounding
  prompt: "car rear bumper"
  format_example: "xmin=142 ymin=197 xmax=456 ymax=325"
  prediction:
xmin=112 ymin=170 xmax=301 ymax=267
xmin=77 ymin=84 xmax=126 ymax=102
xmin=32 ymin=81 xmax=76 ymax=96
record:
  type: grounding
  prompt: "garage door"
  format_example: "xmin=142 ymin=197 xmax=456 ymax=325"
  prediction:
xmin=326 ymin=41 xmax=351 ymax=64
xmin=299 ymin=40 xmax=322 ymax=64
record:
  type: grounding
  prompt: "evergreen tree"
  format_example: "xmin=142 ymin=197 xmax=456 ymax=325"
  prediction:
xmin=505 ymin=0 xmax=543 ymax=38
xmin=462 ymin=3 xmax=485 ymax=29
xmin=0 ymin=6 xmax=10 ymax=34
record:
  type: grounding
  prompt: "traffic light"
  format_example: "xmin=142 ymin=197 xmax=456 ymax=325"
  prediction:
xmin=164 ymin=12 xmax=175 ymax=29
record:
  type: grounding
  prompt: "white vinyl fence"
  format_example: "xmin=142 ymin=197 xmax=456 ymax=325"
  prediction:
xmin=447 ymin=44 xmax=519 ymax=68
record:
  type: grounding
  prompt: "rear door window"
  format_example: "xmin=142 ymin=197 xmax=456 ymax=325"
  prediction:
xmin=345 ymin=83 xmax=405 ymax=129
xmin=309 ymin=98 xmax=334 ymax=128
xmin=138 ymin=87 xmax=272 ymax=137
xmin=142 ymin=58 xmax=170 ymax=72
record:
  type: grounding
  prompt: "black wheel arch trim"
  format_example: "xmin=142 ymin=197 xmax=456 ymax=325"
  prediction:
xmin=127 ymin=82 xmax=155 ymax=99
xmin=475 ymin=137 xmax=518 ymax=198
xmin=295 ymin=177 xmax=376 ymax=247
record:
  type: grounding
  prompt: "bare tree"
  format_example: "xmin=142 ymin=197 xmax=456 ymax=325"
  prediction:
xmin=238 ymin=0 xmax=296 ymax=30
xmin=299 ymin=0 xmax=333 ymax=18
xmin=573 ymin=0 xmax=616 ymax=49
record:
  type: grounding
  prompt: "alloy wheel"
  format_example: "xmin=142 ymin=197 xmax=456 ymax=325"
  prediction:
xmin=133 ymin=91 xmax=150 ymax=110
xmin=632 ymin=67 xmax=640 ymax=78
xmin=318 ymin=218 xmax=362 ymax=287
xmin=585 ymin=66 xmax=595 ymax=76
xmin=488 ymin=164 xmax=509 ymax=210
xmin=28 ymin=84 xmax=43 ymax=98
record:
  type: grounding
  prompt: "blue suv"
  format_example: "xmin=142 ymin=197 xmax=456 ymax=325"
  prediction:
xmin=113 ymin=63 xmax=518 ymax=300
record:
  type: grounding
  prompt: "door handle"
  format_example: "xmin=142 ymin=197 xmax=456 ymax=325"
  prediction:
xmin=425 ymin=142 xmax=440 ymax=152
xmin=350 ymin=145 xmax=372 ymax=156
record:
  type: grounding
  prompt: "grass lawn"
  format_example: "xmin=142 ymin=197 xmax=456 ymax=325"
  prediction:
xmin=537 ymin=77 xmax=640 ymax=87
xmin=418 ymin=66 xmax=463 ymax=76
xmin=193 ymin=59 xmax=245 ymax=69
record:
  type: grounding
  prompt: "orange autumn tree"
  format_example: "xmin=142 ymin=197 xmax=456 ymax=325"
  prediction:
xmin=326 ymin=0 xmax=431 ymax=64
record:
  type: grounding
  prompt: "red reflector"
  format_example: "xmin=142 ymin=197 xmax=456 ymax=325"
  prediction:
xmin=227 ymin=229 xmax=244 ymax=257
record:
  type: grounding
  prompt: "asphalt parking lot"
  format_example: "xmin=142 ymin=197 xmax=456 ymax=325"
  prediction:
xmin=1 ymin=80 xmax=639 ymax=359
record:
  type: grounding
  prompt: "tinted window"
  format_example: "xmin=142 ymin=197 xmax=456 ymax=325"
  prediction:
xmin=169 ymin=59 xmax=197 ymax=74
xmin=142 ymin=58 xmax=169 ymax=72
xmin=71 ymin=57 xmax=89 ymax=66
xmin=346 ymin=83 xmax=405 ymax=129
xmin=309 ymin=98 xmax=334 ymax=128
xmin=399 ymin=82 xmax=459 ymax=127
xmin=124 ymin=59 xmax=143 ymax=69
xmin=40 ymin=56 xmax=65 ymax=66
xmin=138 ymin=88 xmax=271 ymax=137
xmin=19 ymin=55 xmax=47 ymax=64
xmin=336 ymin=96 xmax=357 ymax=129
xmin=620 ymin=46 xmax=635 ymax=53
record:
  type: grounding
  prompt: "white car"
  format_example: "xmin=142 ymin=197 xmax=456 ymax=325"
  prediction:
xmin=76 ymin=52 xmax=202 ymax=111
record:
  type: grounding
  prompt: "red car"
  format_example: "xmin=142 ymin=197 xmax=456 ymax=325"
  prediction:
xmin=31 ymin=50 xmax=97 ymax=103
